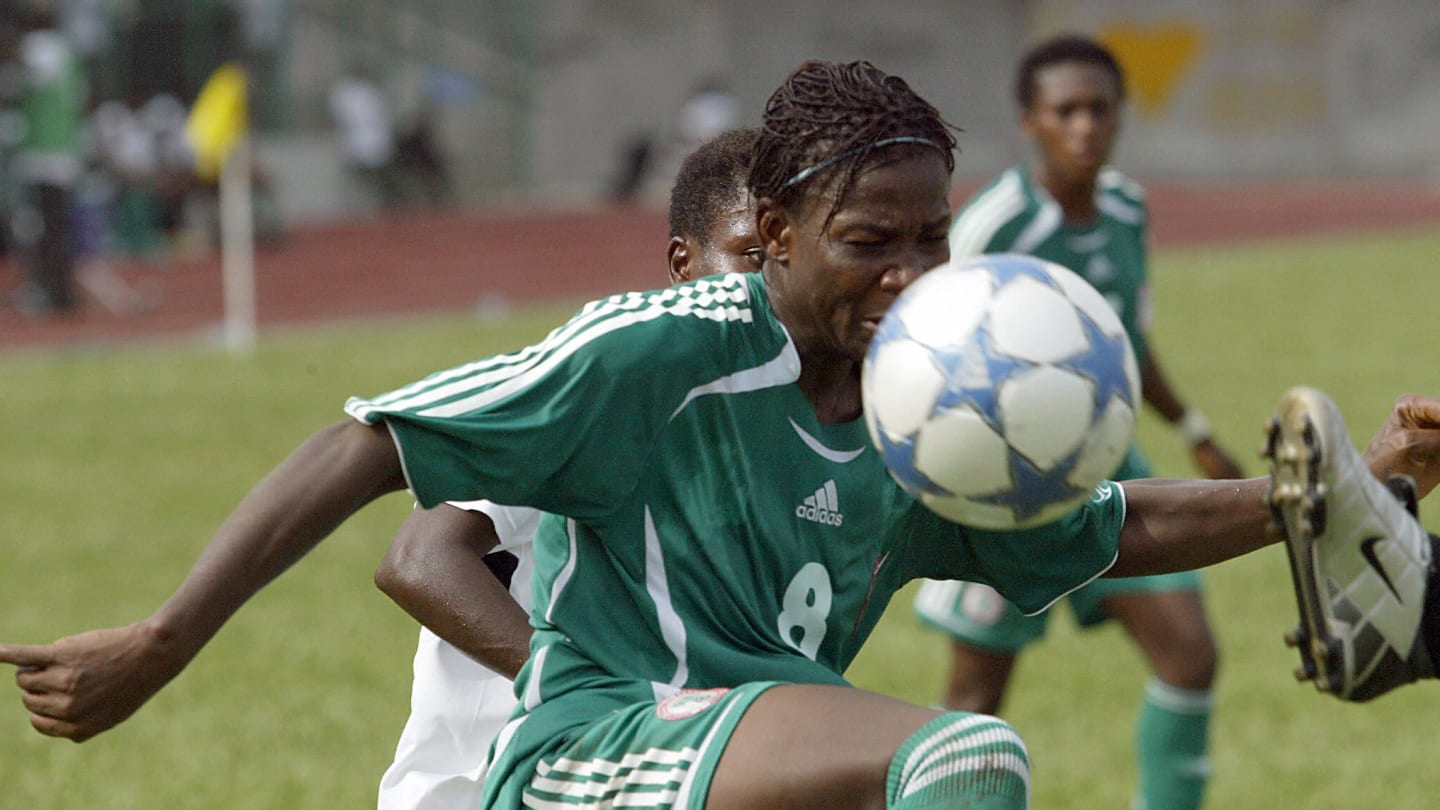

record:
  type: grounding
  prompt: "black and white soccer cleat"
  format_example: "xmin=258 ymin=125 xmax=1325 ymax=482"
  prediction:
xmin=1264 ymin=386 xmax=1433 ymax=701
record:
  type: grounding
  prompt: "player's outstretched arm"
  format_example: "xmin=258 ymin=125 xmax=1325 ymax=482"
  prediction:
xmin=375 ymin=504 xmax=532 ymax=680
xmin=1111 ymin=394 xmax=1440 ymax=579
xmin=0 ymin=419 xmax=407 ymax=742
xmin=1108 ymin=477 xmax=1273 ymax=578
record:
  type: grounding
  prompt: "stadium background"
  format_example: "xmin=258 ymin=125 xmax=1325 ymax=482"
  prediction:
xmin=4 ymin=4 xmax=1440 ymax=808
xmin=4 ymin=0 xmax=1440 ymax=350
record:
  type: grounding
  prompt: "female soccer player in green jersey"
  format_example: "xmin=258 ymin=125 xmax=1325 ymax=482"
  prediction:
xmin=5 ymin=59 xmax=1440 ymax=809
xmin=370 ymin=127 xmax=767 ymax=810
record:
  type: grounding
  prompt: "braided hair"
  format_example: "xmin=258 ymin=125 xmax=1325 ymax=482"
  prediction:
xmin=668 ymin=127 xmax=760 ymax=243
xmin=749 ymin=60 xmax=959 ymax=224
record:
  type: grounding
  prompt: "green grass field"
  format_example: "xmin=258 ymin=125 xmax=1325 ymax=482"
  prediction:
xmin=2 ymin=226 xmax=1437 ymax=809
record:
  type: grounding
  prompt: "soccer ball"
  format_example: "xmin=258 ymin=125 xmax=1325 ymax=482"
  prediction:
xmin=862 ymin=253 xmax=1140 ymax=529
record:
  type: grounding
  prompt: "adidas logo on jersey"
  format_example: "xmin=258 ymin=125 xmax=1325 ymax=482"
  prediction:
xmin=796 ymin=480 xmax=844 ymax=526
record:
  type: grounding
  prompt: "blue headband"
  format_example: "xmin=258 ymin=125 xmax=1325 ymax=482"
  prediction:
xmin=779 ymin=136 xmax=946 ymax=190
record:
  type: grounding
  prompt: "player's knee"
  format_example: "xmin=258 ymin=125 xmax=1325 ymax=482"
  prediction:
xmin=1152 ymin=630 xmax=1219 ymax=689
xmin=943 ymin=676 xmax=1005 ymax=715
xmin=944 ymin=643 xmax=1016 ymax=715
xmin=887 ymin=712 xmax=1030 ymax=809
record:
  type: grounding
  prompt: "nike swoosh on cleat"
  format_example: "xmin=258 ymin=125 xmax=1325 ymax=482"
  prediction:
xmin=1360 ymin=536 xmax=1403 ymax=603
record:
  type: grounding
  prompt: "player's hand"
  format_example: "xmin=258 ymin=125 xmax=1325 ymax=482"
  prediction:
xmin=0 ymin=621 xmax=187 ymax=742
xmin=1190 ymin=438 xmax=1244 ymax=480
xmin=1364 ymin=393 xmax=1440 ymax=500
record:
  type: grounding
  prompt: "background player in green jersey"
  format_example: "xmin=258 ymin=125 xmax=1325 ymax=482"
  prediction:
xmin=913 ymin=35 xmax=1245 ymax=809
xmin=4 ymin=57 xmax=1439 ymax=810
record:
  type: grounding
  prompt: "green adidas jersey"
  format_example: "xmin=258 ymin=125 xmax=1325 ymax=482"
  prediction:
xmin=347 ymin=272 xmax=1124 ymax=698
xmin=950 ymin=165 xmax=1151 ymax=359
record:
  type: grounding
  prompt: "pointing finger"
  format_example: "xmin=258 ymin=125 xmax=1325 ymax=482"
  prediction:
xmin=0 ymin=644 xmax=54 ymax=669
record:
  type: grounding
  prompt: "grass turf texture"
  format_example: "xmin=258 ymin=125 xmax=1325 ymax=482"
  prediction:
xmin=2 ymin=226 xmax=1437 ymax=808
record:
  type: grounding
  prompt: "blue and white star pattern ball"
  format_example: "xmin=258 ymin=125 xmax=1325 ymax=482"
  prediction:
xmin=862 ymin=253 xmax=1140 ymax=529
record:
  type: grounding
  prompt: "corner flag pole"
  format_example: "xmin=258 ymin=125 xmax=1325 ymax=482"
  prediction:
xmin=187 ymin=62 xmax=254 ymax=352
xmin=220 ymin=137 xmax=256 ymax=352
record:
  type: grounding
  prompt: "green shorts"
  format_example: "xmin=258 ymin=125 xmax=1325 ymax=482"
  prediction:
xmin=912 ymin=447 xmax=1202 ymax=655
xmin=912 ymin=570 xmax=1202 ymax=654
xmin=482 ymin=681 xmax=780 ymax=809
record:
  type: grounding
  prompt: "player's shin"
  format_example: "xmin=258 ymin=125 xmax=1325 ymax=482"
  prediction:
xmin=1134 ymin=678 xmax=1213 ymax=810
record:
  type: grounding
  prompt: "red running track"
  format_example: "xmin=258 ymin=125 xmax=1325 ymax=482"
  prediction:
xmin=2 ymin=180 xmax=1438 ymax=352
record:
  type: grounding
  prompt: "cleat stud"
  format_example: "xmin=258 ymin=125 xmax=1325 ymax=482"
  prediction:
xmin=1327 ymin=672 xmax=1346 ymax=696
xmin=1311 ymin=497 xmax=1328 ymax=535
xmin=1266 ymin=503 xmax=1286 ymax=527
xmin=1261 ymin=419 xmax=1280 ymax=458
xmin=1284 ymin=629 xmax=1301 ymax=647
xmin=1294 ymin=667 xmax=1311 ymax=682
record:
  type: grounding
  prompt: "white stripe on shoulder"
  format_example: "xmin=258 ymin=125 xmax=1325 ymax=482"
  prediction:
xmin=347 ymin=276 xmax=754 ymax=421
xmin=1011 ymin=199 xmax=1062 ymax=254
xmin=1099 ymin=166 xmax=1146 ymax=200
xmin=1098 ymin=193 xmax=1143 ymax=226
xmin=949 ymin=169 xmax=1026 ymax=258
xmin=1097 ymin=167 xmax=1146 ymax=225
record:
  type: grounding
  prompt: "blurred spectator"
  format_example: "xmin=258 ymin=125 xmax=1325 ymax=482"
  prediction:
xmin=69 ymin=166 xmax=156 ymax=317
xmin=6 ymin=8 xmax=88 ymax=317
xmin=674 ymin=78 xmax=740 ymax=155
xmin=89 ymin=96 xmax=176 ymax=257
xmin=393 ymin=102 xmax=454 ymax=208
xmin=56 ymin=0 xmax=110 ymax=85
xmin=329 ymin=63 xmax=401 ymax=211
xmin=139 ymin=93 xmax=200 ymax=241
xmin=609 ymin=77 xmax=738 ymax=204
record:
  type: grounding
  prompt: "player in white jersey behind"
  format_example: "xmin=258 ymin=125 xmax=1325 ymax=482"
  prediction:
xmin=373 ymin=127 xmax=764 ymax=809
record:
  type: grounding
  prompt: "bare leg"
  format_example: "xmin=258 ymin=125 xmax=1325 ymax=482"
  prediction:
xmin=1104 ymin=591 xmax=1217 ymax=689
xmin=707 ymin=684 xmax=1030 ymax=808
xmin=942 ymin=643 xmax=1017 ymax=715
xmin=707 ymin=684 xmax=938 ymax=809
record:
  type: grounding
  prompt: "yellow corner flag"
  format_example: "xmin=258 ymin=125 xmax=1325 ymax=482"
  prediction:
xmin=187 ymin=62 xmax=248 ymax=182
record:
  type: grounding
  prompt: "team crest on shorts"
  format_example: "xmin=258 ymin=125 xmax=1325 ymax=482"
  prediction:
xmin=656 ymin=687 xmax=730 ymax=721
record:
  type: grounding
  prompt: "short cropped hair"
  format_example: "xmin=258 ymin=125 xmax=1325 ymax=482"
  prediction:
xmin=1015 ymin=34 xmax=1126 ymax=110
xmin=668 ymin=127 xmax=760 ymax=243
